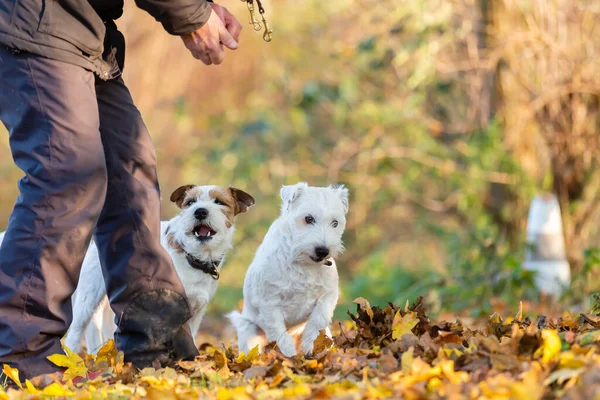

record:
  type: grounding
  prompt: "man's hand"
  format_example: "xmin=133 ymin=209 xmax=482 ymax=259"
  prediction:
xmin=181 ymin=4 xmax=242 ymax=65
xmin=210 ymin=3 xmax=243 ymax=43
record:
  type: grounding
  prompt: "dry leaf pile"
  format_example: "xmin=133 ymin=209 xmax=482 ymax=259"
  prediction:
xmin=3 ymin=297 xmax=600 ymax=399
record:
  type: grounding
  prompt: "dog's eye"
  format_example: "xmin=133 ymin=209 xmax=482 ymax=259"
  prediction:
xmin=332 ymin=220 xmax=339 ymax=228
xmin=305 ymin=215 xmax=315 ymax=225
xmin=185 ymin=199 xmax=196 ymax=207
xmin=214 ymin=199 xmax=225 ymax=206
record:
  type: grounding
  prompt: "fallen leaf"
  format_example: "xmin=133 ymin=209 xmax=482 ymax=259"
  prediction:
xmin=535 ymin=330 xmax=561 ymax=364
xmin=24 ymin=380 xmax=39 ymax=395
xmin=313 ymin=330 xmax=334 ymax=354
xmin=42 ymin=382 xmax=75 ymax=396
xmin=2 ymin=365 xmax=22 ymax=389
xmin=95 ymin=339 xmax=118 ymax=366
xmin=353 ymin=297 xmax=374 ymax=322
xmin=236 ymin=345 xmax=259 ymax=364
xmin=392 ymin=310 xmax=418 ymax=340
xmin=47 ymin=345 xmax=88 ymax=380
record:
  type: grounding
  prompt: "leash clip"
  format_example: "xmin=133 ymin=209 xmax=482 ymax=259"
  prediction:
xmin=261 ymin=14 xmax=273 ymax=42
xmin=210 ymin=262 xmax=221 ymax=281
xmin=244 ymin=0 xmax=262 ymax=31
xmin=241 ymin=0 xmax=273 ymax=42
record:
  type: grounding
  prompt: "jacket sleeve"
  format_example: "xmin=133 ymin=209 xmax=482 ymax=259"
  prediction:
xmin=135 ymin=0 xmax=214 ymax=36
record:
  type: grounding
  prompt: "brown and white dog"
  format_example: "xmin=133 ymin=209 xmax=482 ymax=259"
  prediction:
xmin=65 ymin=185 xmax=255 ymax=353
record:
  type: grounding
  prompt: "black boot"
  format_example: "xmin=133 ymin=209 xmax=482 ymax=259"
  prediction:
xmin=115 ymin=289 xmax=199 ymax=368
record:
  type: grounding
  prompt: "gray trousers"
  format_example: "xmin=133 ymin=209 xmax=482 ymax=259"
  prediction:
xmin=0 ymin=47 xmax=197 ymax=379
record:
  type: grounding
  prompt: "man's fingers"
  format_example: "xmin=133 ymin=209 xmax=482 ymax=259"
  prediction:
xmin=205 ymin=40 xmax=225 ymax=65
xmin=191 ymin=49 xmax=212 ymax=65
xmin=218 ymin=26 xmax=238 ymax=50
xmin=223 ymin=8 xmax=243 ymax=42
xmin=226 ymin=18 xmax=243 ymax=43
xmin=209 ymin=49 xmax=225 ymax=65
xmin=199 ymin=52 xmax=213 ymax=65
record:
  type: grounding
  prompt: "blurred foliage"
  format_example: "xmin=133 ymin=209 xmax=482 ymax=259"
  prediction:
xmin=561 ymin=249 xmax=600 ymax=310
xmin=1 ymin=0 xmax=599 ymax=318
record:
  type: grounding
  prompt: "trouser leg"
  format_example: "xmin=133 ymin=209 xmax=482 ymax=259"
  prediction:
xmin=0 ymin=48 xmax=107 ymax=379
xmin=94 ymin=77 xmax=198 ymax=367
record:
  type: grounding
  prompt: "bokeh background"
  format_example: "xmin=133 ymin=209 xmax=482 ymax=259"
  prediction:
xmin=1 ymin=0 xmax=600 ymax=320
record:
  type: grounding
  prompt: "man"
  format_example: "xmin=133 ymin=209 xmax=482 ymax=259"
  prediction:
xmin=0 ymin=0 xmax=242 ymax=380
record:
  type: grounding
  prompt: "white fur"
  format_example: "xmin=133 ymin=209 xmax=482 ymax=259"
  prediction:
xmin=228 ymin=182 xmax=348 ymax=357
xmin=61 ymin=185 xmax=246 ymax=353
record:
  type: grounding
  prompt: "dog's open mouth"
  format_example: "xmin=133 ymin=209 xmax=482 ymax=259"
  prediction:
xmin=192 ymin=224 xmax=217 ymax=242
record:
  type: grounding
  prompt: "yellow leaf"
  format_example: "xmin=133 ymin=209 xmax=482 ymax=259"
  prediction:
xmin=235 ymin=345 xmax=259 ymax=364
xmin=440 ymin=360 xmax=469 ymax=384
xmin=534 ymin=330 xmax=561 ymax=364
xmin=47 ymin=345 xmax=88 ymax=380
xmin=392 ymin=310 xmax=418 ymax=340
xmin=2 ymin=364 xmax=22 ymax=389
xmin=25 ymin=380 xmax=39 ymax=395
xmin=353 ymin=297 xmax=374 ymax=321
xmin=559 ymin=351 xmax=586 ymax=369
xmin=401 ymin=346 xmax=414 ymax=374
xmin=509 ymin=365 xmax=545 ymax=400
xmin=42 ymin=382 xmax=74 ymax=397
xmin=217 ymin=387 xmax=252 ymax=400
xmin=283 ymin=383 xmax=312 ymax=397
xmin=427 ymin=376 xmax=442 ymax=391
xmin=95 ymin=339 xmax=117 ymax=365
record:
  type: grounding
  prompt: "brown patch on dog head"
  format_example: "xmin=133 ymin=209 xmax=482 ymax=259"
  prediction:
xmin=209 ymin=187 xmax=237 ymax=228
xmin=228 ymin=188 xmax=255 ymax=215
xmin=170 ymin=185 xmax=195 ymax=208
xmin=165 ymin=229 xmax=184 ymax=254
xmin=183 ymin=186 xmax=205 ymax=203
xmin=208 ymin=187 xmax=254 ymax=228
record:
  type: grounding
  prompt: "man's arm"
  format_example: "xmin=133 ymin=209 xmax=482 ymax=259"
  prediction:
xmin=134 ymin=0 xmax=213 ymax=36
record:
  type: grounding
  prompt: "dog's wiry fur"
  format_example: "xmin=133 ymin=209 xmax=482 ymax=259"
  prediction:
xmin=63 ymin=185 xmax=254 ymax=354
xmin=228 ymin=182 xmax=348 ymax=357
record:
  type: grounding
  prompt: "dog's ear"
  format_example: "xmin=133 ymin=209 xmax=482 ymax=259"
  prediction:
xmin=228 ymin=187 xmax=255 ymax=215
xmin=170 ymin=185 xmax=195 ymax=208
xmin=280 ymin=182 xmax=308 ymax=210
xmin=330 ymin=184 xmax=349 ymax=214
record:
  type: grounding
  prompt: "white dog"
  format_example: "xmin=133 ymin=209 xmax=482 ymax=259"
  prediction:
xmin=64 ymin=184 xmax=255 ymax=353
xmin=228 ymin=182 xmax=348 ymax=357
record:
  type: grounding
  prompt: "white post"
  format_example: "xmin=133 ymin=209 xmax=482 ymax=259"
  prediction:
xmin=523 ymin=194 xmax=571 ymax=297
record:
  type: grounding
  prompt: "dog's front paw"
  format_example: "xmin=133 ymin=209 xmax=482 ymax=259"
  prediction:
xmin=300 ymin=337 xmax=315 ymax=356
xmin=302 ymin=328 xmax=333 ymax=356
xmin=300 ymin=328 xmax=321 ymax=356
xmin=276 ymin=334 xmax=297 ymax=357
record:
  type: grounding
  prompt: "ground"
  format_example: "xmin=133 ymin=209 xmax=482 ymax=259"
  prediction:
xmin=2 ymin=297 xmax=600 ymax=399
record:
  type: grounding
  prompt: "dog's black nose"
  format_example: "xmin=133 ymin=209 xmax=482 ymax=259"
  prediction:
xmin=194 ymin=208 xmax=209 ymax=220
xmin=315 ymin=246 xmax=330 ymax=260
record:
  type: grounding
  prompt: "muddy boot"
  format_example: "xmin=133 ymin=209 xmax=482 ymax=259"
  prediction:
xmin=116 ymin=290 xmax=199 ymax=367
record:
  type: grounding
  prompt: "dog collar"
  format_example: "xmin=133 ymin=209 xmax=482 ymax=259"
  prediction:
xmin=183 ymin=251 xmax=222 ymax=280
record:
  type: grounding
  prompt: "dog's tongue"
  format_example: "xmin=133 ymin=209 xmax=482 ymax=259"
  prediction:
xmin=198 ymin=226 xmax=212 ymax=236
